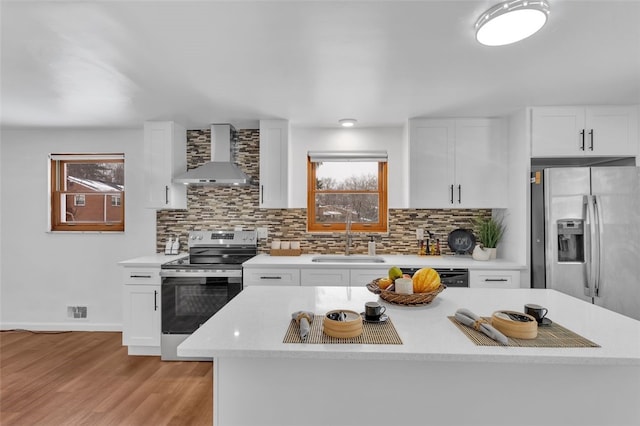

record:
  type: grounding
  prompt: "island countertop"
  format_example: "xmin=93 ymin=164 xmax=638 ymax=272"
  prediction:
xmin=179 ymin=286 xmax=640 ymax=365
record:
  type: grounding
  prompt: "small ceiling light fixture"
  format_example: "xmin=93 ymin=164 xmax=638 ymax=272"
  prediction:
xmin=475 ymin=0 xmax=550 ymax=46
xmin=339 ymin=118 xmax=357 ymax=128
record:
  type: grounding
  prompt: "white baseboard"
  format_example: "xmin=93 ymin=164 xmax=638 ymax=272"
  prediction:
xmin=0 ymin=322 xmax=122 ymax=332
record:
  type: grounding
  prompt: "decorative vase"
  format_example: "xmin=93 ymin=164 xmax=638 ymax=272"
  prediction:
xmin=472 ymin=244 xmax=491 ymax=261
xmin=487 ymin=247 xmax=497 ymax=259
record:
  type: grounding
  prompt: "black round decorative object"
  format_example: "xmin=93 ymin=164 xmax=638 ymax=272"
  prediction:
xmin=447 ymin=229 xmax=476 ymax=255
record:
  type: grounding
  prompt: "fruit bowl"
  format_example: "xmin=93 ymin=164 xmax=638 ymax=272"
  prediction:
xmin=367 ymin=279 xmax=445 ymax=306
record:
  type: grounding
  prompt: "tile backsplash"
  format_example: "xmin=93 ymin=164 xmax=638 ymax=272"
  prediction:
xmin=156 ymin=129 xmax=491 ymax=254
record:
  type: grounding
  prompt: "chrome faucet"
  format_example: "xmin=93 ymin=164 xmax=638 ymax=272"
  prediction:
xmin=345 ymin=210 xmax=353 ymax=256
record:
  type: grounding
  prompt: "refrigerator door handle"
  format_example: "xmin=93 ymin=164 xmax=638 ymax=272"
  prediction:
xmin=584 ymin=195 xmax=597 ymax=298
xmin=593 ymin=195 xmax=603 ymax=297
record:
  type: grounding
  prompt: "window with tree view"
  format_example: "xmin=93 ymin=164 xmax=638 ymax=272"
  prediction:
xmin=307 ymin=154 xmax=387 ymax=233
xmin=50 ymin=154 xmax=125 ymax=232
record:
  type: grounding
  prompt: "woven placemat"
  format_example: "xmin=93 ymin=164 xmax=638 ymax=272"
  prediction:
xmin=283 ymin=316 xmax=403 ymax=344
xmin=448 ymin=317 xmax=600 ymax=348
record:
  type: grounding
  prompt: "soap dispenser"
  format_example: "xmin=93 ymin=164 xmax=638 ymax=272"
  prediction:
xmin=368 ymin=236 xmax=376 ymax=256
xmin=171 ymin=236 xmax=180 ymax=255
xmin=164 ymin=237 xmax=173 ymax=255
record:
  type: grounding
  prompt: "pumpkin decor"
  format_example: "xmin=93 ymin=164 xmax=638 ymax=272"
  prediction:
xmin=412 ymin=268 xmax=441 ymax=293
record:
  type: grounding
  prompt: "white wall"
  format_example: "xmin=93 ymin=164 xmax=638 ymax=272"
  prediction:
xmin=289 ymin=127 xmax=406 ymax=208
xmin=500 ymin=109 xmax=530 ymax=287
xmin=0 ymin=128 xmax=156 ymax=330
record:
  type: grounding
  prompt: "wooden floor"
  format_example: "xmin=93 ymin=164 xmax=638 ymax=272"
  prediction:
xmin=0 ymin=331 xmax=212 ymax=425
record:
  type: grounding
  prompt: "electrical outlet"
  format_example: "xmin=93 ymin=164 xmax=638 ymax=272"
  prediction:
xmin=67 ymin=306 xmax=88 ymax=319
xmin=257 ymin=227 xmax=268 ymax=239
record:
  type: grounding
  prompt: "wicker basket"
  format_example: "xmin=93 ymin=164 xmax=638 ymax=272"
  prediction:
xmin=366 ymin=278 xmax=445 ymax=306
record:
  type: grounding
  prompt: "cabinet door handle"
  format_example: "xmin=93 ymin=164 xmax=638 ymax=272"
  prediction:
xmin=450 ymin=184 xmax=454 ymax=204
xmin=580 ymin=129 xmax=585 ymax=151
xmin=260 ymin=276 xmax=282 ymax=279
xmin=484 ymin=278 xmax=508 ymax=282
xmin=154 ymin=290 xmax=158 ymax=311
xmin=130 ymin=274 xmax=152 ymax=278
xmin=458 ymin=185 xmax=462 ymax=204
xmin=261 ymin=185 xmax=264 ymax=204
xmin=589 ymin=129 xmax=594 ymax=151
xmin=165 ymin=185 xmax=169 ymax=204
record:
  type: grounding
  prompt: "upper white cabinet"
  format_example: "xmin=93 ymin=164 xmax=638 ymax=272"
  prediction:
xmin=531 ymin=106 xmax=638 ymax=157
xmin=409 ymin=118 xmax=507 ymax=208
xmin=259 ymin=119 xmax=289 ymax=208
xmin=143 ymin=121 xmax=187 ymax=209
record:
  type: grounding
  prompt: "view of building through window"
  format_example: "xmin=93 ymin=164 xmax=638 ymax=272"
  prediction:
xmin=50 ymin=154 xmax=125 ymax=231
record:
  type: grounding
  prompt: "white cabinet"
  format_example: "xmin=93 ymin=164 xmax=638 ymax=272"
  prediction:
xmin=122 ymin=267 xmax=161 ymax=355
xmin=469 ymin=270 xmax=520 ymax=289
xmin=531 ymin=106 xmax=638 ymax=157
xmin=243 ymin=266 xmax=386 ymax=287
xmin=300 ymin=269 xmax=350 ymax=286
xmin=243 ymin=268 xmax=300 ymax=286
xmin=350 ymin=269 xmax=388 ymax=286
xmin=143 ymin=121 xmax=187 ymax=209
xmin=259 ymin=120 xmax=289 ymax=208
xmin=409 ymin=118 xmax=507 ymax=208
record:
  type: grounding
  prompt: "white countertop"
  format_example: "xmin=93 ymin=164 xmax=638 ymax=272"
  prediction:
xmin=118 ymin=253 xmax=188 ymax=267
xmin=243 ymin=253 xmax=525 ymax=270
xmin=178 ymin=286 xmax=640 ymax=365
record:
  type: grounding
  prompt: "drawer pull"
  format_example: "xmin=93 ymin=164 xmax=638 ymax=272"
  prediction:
xmin=130 ymin=274 xmax=152 ymax=278
xmin=260 ymin=276 xmax=282 ymax=280
xmin=484 ymin=278 xmax=508 ymax=282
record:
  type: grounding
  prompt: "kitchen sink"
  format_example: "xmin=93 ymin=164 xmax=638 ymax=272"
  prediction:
xmin=311 ymin=255 xmax=386 ymax=263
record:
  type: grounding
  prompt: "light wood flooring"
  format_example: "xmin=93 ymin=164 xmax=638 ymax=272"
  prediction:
xmin=0 ymin=331 xmax=212 ymax=425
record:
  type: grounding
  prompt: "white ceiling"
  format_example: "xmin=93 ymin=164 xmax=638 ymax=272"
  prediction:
xmin=2 ymin=0 xmax=640 ymax=129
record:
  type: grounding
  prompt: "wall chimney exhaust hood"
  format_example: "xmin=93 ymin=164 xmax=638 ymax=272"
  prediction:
xmin=173 ymin=124 xmax=252 ymax=186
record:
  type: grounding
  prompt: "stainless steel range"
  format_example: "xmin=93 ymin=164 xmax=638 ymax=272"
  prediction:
xmin=160 ymin=230 xmax=257 ymax=360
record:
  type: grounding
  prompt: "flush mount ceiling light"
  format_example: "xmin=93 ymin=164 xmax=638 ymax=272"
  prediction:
xmin=339 ymin=118 xmax=357 ymax=127
xmin=475 ymin=0 xmax=550 ymax=46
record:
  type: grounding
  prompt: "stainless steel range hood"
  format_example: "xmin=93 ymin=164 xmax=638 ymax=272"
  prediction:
xmin=173 ymin=124 xmax=251 ymax=186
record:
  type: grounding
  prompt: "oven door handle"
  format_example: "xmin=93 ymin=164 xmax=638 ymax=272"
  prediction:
xmin=160 ymin=270 xmax=242 ymax=278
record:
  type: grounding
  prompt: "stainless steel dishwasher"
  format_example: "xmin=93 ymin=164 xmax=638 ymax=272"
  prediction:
xmin=401 ymin=267 xmax=469 ymax=287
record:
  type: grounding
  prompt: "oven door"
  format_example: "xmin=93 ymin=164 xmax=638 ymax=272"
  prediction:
xmin=161 ymin=274 xmax=242 ymax=334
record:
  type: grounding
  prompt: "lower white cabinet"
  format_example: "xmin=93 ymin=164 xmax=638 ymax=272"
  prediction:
xmin=350 ymin=269 xmax=388 ymax=286
xmin=469 ymin=270 xmax=520 ymax=289
xmin=122 ymin=266 xmax=161 ymax=355
xmin=243 ymin=267 xmax=387 ymax=287
xmin=301 ymin=269 xmax=350 ymax=286
xmin=243 ymin=268 xmax=300 ymax=286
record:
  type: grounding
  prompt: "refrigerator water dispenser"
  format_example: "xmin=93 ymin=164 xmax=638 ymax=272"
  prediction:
xmin=557 ymin=219 xmax=584 ymax=263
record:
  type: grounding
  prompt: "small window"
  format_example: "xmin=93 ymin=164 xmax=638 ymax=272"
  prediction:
xmin=50 ymin=154 xmax=125 ymax=232
xmin=307 ymin=151 xmax=388 ymax=233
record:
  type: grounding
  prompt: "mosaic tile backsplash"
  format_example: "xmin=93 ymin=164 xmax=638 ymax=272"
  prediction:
xmin=156 ymin=129 xmax=491 ymax=254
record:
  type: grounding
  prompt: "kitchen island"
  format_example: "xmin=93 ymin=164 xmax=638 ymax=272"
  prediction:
xmin=178 ymin=286 xmax=640 ymax=426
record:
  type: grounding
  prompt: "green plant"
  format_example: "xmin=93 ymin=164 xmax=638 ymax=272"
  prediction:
xmin=473 ymin=216 xmax=505 ymax=248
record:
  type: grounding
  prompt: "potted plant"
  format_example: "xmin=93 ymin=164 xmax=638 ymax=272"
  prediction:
xmin=472 ymin=216 xmax=505 ymax=260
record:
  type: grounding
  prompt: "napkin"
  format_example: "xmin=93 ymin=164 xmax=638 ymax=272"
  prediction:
xmin=291 ymin=311 xmax=314 ymax=341
xmin=454 ymin=308 xmax=508 ymax=345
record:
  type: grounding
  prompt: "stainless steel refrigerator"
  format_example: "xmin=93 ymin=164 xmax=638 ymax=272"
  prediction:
xmin=531 ymin=166 xmax=640 ymax=321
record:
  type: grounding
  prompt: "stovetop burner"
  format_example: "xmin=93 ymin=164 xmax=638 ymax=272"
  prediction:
xmin=161 ymin=230 xmax=258 ymax=271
